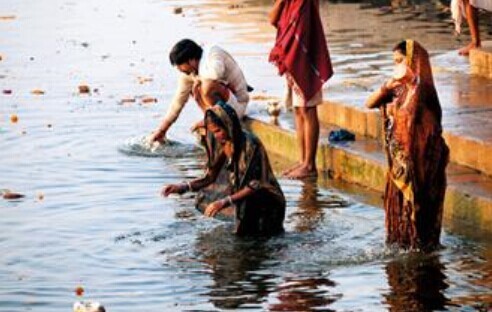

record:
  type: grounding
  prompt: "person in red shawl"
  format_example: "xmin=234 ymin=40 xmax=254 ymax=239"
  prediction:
xmin=269 ymin=0 xmax=333 ymax=179
xmin=365 ymin=40 xmax=449 ymax=251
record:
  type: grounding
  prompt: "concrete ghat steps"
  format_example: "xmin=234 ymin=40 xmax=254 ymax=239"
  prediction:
xmin=470 ymin=41 xmax=492 ymax=80
xmin=317 ymin=100 xmax=492 ymax=177
xmin=244 ymin=117 xmax=492 ymax=235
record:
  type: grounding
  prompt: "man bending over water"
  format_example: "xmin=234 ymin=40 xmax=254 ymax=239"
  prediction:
xmin=149 ymin=39 xmax=251 ymax=142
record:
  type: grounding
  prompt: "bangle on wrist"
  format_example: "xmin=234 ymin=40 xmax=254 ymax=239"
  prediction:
xmin=187 ymin=181 xmax=193 ymax=192
xmin=226 ymin=196 xmax=233 ymax=206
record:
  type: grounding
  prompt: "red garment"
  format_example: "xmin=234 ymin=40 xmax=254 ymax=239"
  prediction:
xmin=269 ymin=0 xmax=333 ymax=102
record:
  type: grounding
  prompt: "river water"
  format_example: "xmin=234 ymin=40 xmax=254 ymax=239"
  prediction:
xmin=1 ymin=0 xmax=491 ymax=311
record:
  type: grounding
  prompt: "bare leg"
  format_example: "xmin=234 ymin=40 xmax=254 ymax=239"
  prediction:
xmin=287 ymin=106 xmax=319 ymax=179
xmin=459 ymin=0 xmax=481 ymax=56
xmin=282 ymin=107 xmax=305 ymax=176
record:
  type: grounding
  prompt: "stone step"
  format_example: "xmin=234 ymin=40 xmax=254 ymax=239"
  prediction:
xmin=317 ymin=100 xmax=492 ymax=177
xmin=244 ymin=117 xmax=492 ymax=235
xmin=470 ymin=41 xmax=492 ymax=80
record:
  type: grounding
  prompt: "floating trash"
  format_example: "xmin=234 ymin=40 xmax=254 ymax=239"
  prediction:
xmin=1 ymin=189 xmax=25 ymax=200
xmin=73 ymin=300 xmax=105 ymax=312
xmin=31 ymin=89 xmax=45 ymax=95
xmin=78 ymin=85 xmax=91 ymax=94
xmin=140 ymin=96 xmax=157 ymax=104
xmin=118 ymin=135 xmax=204 ymax=158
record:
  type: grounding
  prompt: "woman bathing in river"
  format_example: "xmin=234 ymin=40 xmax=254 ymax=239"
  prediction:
xmin=162 ymin=102 xmax=286 ymax=237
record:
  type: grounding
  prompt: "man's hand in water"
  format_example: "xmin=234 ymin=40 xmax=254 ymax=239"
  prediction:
xmin=161 ymin=183 xmax=188 ymax=197
xmin=204 ymin=199 xmax=227 ymax=217
xmin=149 ymin=129 xmax=166 ymax=143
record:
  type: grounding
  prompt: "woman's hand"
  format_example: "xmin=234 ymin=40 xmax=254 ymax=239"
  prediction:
xmin=204 ymin=198 xmax=228 ymax=217
xmin=383 ymin=78 xmax=402 ymax=91
xmin=161 ymin=183 xmax=188 ymax=197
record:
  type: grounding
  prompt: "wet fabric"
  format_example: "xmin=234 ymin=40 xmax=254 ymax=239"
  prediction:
xmin=380 ymin=40 xmax=449 ymax=251
xmin=269 ymin=0 xmax=333 ymax=103
xmin=197 ymin=102 xmax=286 ymax=236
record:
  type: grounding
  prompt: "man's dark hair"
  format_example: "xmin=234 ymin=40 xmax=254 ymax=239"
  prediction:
xmin=169 ymin=39 xmax=203 ymax=66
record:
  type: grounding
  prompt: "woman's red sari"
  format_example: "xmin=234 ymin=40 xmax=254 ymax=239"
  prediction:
xmin=269 ymin=0 xmax=333 ymax=101
xmin=383 ymin=40 xmax=449 ymax=251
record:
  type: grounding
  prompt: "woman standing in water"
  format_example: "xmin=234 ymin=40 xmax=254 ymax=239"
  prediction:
xmin=162 ymin=102 xmax=286 ymax=237
xmin=365 ymin=40 xmax=449 ymax=251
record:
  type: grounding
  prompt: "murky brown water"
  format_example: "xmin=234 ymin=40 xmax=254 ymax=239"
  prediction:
xmin=1 ymin=0 xmax=491 ymax=311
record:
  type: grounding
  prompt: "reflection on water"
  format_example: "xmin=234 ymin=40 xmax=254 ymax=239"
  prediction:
xmin=384 ymin=253 xmax=449 ymax=312
xmin=268 ymin=276 xmax=337 ymax=312
xmin=288 ymin=179 xmax=349 ymax=233
xmin=195 ymin=228 xmax=279 ymax=310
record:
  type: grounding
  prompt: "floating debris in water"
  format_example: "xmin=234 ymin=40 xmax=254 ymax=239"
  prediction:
xmin=251 ymin=93 xmax=278 ymax=101
xmin=0 ymin=15 xmax=16 ymax=20
xmin=73 ymin=301 xmax=106 ymax=312
xmin=137 ymin=76 xmax=153 ymax=84
xmin=228 ymin=4 xmax=243 ymax=9
xmin=1 ymin=189 xmax=25 ymax=200
xmin=31 ymin=89 xmax=45 ymax=95
xmin=75 ymin=285 xmax=84 ymax=296
xmin=173 ymin=7 xmax=183 ymax=14
xmin=10 ymin=114 xmax=18 ymax=123
xmin=119 ymin=97 xmax=136 ymax=105
xmin=78 ymin=85 xmax=91 ymax=94
xmin=36 ymin=191 xmax=44 ymax=201
xmin=140 ymin=96 xmax=157 ymax=104
xmin=3 ymin=89 xmax=12 ymax=94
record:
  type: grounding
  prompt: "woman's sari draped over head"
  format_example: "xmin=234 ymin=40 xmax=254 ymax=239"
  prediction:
xmin=203 ymin=102 xmax=286 ymax=236
xmin=384 ymin=40 xmax=449 ymax=251
xmin=269 ymin=0 xmax=333 ymax=102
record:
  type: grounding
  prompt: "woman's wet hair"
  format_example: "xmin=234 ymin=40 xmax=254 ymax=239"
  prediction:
xmin=205 ymin=110 xmax=228 ymax=136
xmin=393 ymin=40 xmax=407 ymax=55
xmin=169 ymin=39 xmax=203 ymax=66
xmin=205 ymin=102 xmax=245 ymax=162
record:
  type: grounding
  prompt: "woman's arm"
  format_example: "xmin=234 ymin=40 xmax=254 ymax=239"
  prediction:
xmin=204 ymin=184 xmax=256 ymax=217
xmin=161 ymin=153 xmax=226 ymax=197
xmin=269 ymin=0 xmax=285 ymax=27
xmin=365 ymin=79 xmax=399 ymax=109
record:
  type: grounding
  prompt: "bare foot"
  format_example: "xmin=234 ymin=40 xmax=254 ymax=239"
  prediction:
xmin=286 ymin=165 xmax=318 ymax=179
xmin=458 ymin=42 xmax=479 ymax=56
xmin=282 ymin=162 xmax=303 ymax=176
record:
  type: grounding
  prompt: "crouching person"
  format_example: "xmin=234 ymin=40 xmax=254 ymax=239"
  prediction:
xmin=162 ymin=102 xmax=285 ymax=237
